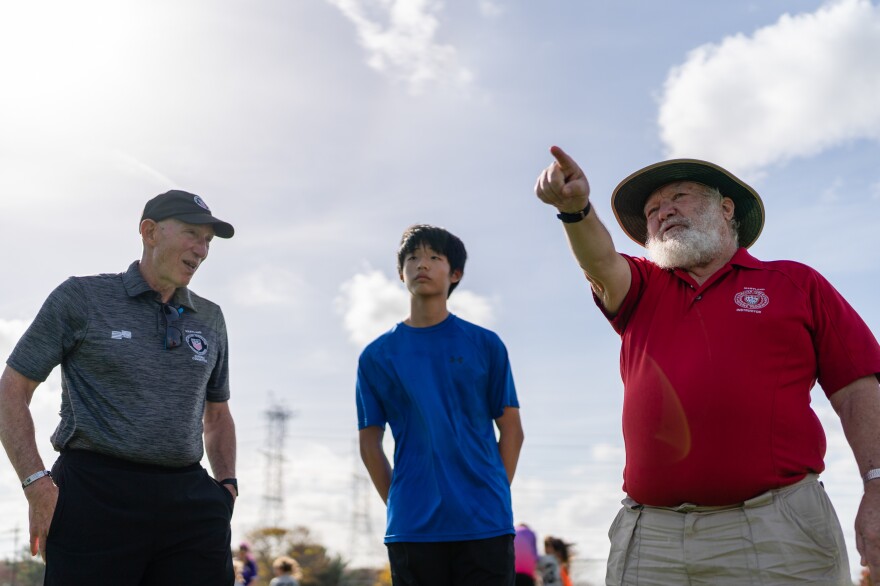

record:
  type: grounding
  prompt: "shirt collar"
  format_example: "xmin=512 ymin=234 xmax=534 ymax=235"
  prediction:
xmin=669 ymin=247 xmax=760 ymax=290
xmin=728 ymin=247 xmax=764 ymax=269
xmin=121 ymin=261 xmax=197 ymax=311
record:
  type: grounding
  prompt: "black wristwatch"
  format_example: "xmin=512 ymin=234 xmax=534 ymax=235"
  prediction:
xmin=220 ymin=477 xmax=238 ymax=497
xmin=556 ymin=201 xmax=592 ymax=223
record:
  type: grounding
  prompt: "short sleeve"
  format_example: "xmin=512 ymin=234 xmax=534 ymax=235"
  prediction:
xmin=593 ymin=255 xmax=649 ymax=335
xmin=487 ymin=333 xmax=518 ymax=419
xmin=7 ymin=278 xmax=88 ymax=382
xmin=206 ymin=309 xmax=231 ymax=402
xmin=356 ymin=349 xmax=387 ymax=430
xmin=807 ymin=270 xmax=880 ymax=395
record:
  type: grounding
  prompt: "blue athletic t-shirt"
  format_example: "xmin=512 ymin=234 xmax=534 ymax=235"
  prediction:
xmin=356 ymin=314 xmax=519 ymax=543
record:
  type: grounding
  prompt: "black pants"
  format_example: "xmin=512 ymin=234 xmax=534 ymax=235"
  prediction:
xmin=45 ymin=450 xmax=233 ymax=585
xmin=387 ymin=534 xmax=515 ymax=586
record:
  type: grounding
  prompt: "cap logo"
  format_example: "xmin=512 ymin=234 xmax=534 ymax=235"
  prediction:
xmin=193 ymin=195 xmax=210 ymax=212
xmin=734 ymin=287 xmax=769 ymax=313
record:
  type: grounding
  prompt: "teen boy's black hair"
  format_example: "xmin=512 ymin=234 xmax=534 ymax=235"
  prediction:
xmin=397 ymin=224 xmax=467 ymax=297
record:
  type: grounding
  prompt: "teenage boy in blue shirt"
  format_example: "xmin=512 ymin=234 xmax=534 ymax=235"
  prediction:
xmin=357 ymin=224 xmax=524 ymax=586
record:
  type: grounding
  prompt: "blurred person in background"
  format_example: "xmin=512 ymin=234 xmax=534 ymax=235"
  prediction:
xmin=514 ymin=523 xmax=539 ymax=586
xmin=269 ymin=555 xmax=303 ymax=586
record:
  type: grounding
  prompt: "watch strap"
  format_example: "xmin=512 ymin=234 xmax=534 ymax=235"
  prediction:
xmin=556 ymin=201 xmax=592 ymax=223
xmin=220 ymin=477 xmax=238 ymax=496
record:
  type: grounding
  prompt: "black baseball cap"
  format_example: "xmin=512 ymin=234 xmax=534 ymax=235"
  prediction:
xmin=141 ymin=190 xmax=234 ymax=238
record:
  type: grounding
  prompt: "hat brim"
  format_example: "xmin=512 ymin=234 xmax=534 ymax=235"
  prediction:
xmin=611 ymin=159 xmax=764 ymax=249
xmin=173 ymin=213 xmax=235 ymax=239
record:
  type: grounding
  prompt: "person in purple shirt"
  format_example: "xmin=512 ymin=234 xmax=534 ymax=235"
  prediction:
xmin=514 ymin=523 xmax=539 ymax=586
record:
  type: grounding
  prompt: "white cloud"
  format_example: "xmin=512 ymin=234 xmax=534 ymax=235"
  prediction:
xmin=591 ymin=442 xmax=626 ymax=463
xmin=0 ymin=319 xmax=29 ymax=358
xmin=230 ymin=267 xmax=306 ymax=307
xmin=447 ymin=289 xmax=496 ymax=328
xmin=479 ymin=0 xmax=505 ymax=18
xmin=111 ymin=151 xmax=178 ymax=189
xmin=336 ymin=268 xmax=495 ymax=346
xmin=819 ymin=177 xmax=844 ymax=204
xmin=336 ymin=269 xmax=409 ymax=346
xmin=658 ymin=0 xmax=880 ymax=172
xmin=322 ymin=0 xmax=473 ymax=94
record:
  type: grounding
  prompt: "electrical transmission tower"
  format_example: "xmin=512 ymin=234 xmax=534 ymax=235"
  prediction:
xmin=349 ymin=438 xmax=375 ymax=564
xmin=262 ymin=399 xmax=295 ymax=528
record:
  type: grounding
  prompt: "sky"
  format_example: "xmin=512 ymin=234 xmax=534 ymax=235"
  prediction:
xmin=1 ymin=0 xmax=879 ymax=583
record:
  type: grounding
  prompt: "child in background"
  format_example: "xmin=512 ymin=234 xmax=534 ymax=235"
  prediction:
xmin=544 ymin=536 xmax=574 ymax=586
xmin=269 ymin=555 xmax=303 ymax=586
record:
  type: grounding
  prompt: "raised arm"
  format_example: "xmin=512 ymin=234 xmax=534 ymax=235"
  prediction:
xmin=829 ymin=374 xmax=880 ymax=576
xmin=359 ymin=426 xmax=393 ymax=504
xmin=0 ymin=365 xmax=57 ymax=559
xmin=535 ymin=146 xmax=632 ymax=313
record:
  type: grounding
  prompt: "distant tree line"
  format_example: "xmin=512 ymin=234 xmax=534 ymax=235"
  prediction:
xmin=244 ymin=525 xmax=391 ymax=586
xmin=0 ymin=555 xmax=44 ymax=586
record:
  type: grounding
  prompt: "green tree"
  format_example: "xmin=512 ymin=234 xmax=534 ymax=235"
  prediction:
xmin=0 ymin=548 xmax=45 ymax=586
xmin=246 ymin=525 xmax=347 ymax=586
xmin=340 ymin=565 xmax=391 ymax=586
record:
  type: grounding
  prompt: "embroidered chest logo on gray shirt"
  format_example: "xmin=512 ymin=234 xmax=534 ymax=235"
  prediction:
xmin=185 ymin=332 xmax=209 ymax=362
xmin=111 ymin=330 xmax=132 ymax=339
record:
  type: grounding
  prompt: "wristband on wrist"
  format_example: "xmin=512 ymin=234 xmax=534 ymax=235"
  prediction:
xmin=220 ymin=477 xmax=238 ymax=496
xmin=21 ymin=469 xmax=52 ymax=489
xmin=556 ymin=201 xmax=592 ymax=223
xmin=864 ymin=469 xmax=880 ymax=484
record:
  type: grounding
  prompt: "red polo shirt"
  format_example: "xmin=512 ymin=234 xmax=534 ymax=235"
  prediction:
xmin=599 ymin=248 xmax=880 ymax=506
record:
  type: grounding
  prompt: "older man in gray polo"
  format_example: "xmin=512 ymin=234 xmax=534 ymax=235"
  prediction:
xmin=0 ymin=190 xmax=238 ymax=585
xmin=534 ymin=146 xmax=880 ymax=585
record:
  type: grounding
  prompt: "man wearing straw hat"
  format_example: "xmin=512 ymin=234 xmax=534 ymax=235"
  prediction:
xmin=534 ymin=146 xmax=880 ymax=585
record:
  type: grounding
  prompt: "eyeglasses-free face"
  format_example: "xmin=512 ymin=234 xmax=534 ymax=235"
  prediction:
xmin=161 ymin=303 xmax=183 ymax=349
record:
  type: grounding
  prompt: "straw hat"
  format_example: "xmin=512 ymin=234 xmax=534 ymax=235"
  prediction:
xmin=611 ymin=159 xmax=764 ymax=248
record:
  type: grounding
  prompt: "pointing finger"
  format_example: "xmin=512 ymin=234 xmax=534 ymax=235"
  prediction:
xmin=549 ymin=145 xmax=581 ymax=179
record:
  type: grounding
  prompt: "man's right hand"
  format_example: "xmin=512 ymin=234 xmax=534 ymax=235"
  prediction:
xmin=25 ymin=477 xmax=58 ymax=560
xmin=535 ymin=146 xmax=591 ymax=213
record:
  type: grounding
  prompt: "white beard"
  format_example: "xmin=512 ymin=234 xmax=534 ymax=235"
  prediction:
xmin=646 ymin=201 xmax=729 ymax=270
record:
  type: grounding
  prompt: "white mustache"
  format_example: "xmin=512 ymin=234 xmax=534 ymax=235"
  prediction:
xmin=659 ymin=218 xmax=691 ymax=238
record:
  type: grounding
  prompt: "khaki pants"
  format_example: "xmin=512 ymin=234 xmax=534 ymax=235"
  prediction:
xmin=606 ymin=475 xmax=851 ymax=585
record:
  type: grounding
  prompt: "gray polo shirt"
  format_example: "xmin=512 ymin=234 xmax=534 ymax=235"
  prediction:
xmin=8 ymin=261 xmax=230 ymax=467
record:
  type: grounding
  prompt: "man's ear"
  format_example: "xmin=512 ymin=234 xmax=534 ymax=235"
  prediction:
xmin=140 ymin=219 xmax=160 ymax=245
xmin=450 ymin=269 xmax=463 ymax=283
xmin=721 ymin=197 xmax=735 ymax=221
